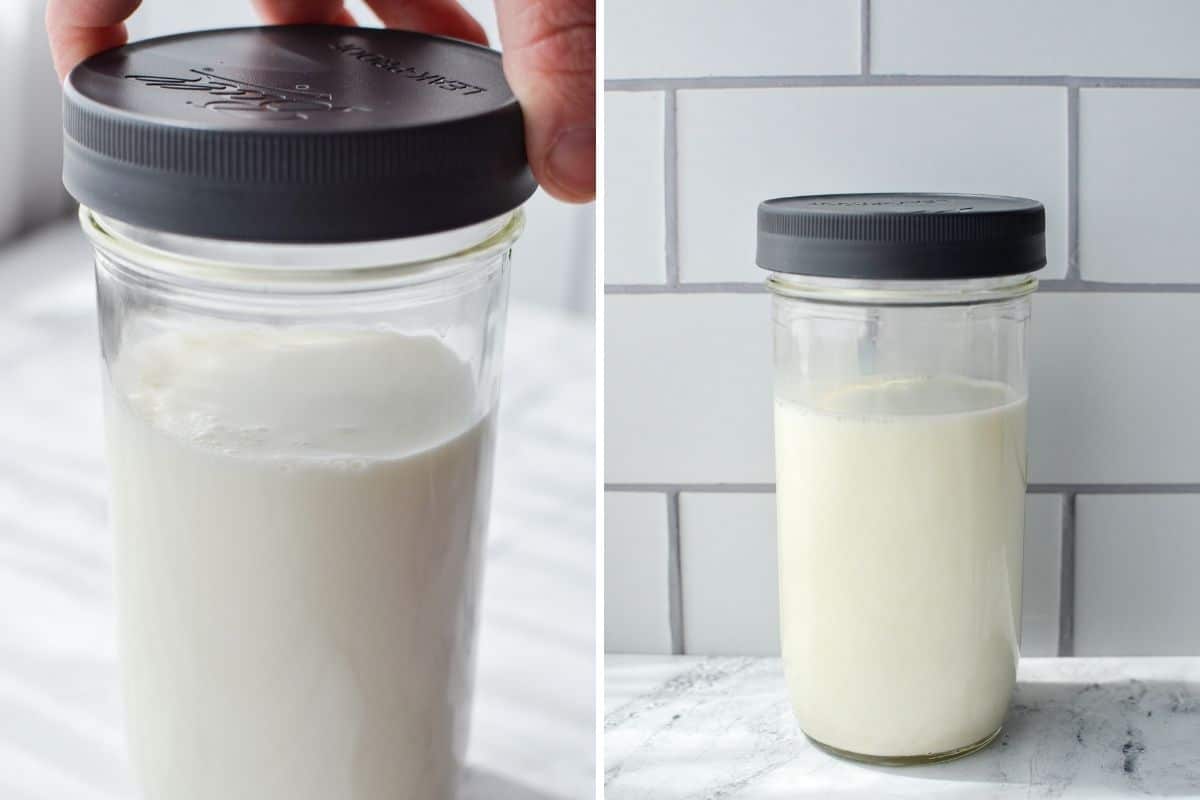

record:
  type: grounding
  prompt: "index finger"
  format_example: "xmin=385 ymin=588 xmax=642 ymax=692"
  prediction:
xmin=46 ymin=0 xmax=142 ymax=80
xmin=250 ymin=0 xmax=356 ymax=26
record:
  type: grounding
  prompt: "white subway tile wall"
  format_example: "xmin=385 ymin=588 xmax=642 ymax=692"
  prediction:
xmin=613 ymin=491 xmax=1065 ymax=658
xmin=1030 ymin=294 xmax=1200 ymax=483
xmin=605 ymin=1 xmax=1200 ymax=656
xmin=605 ymin=93 xmax=667 ymax=285
xmin=1079 ymin=90 xmax=1200 ymax=283
xmin=872 ymin=0 xmax=1200 ymax=78
xmin=678 ymin=493 xmax=779 ymax=656
xmin=605 ymin=0 xmax=860 ymax=80
xmin=605 ymin=294 xmax=772 ymax=484
xmin=605 ymin=493 xmax=673 ymax=654
xmin=1075 ymin=495 xmax=1200 ymax=656
xmin=675 ymin=87 xmax=1068 ymax=283
xmin=1021 ymin=495 xmax=1064 ymax=658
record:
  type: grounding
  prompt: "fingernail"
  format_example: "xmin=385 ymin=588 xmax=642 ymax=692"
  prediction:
xmin=546 ymin=127 xmax=596 ymax=198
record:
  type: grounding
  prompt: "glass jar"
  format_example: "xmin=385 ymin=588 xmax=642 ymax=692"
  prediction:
xmin=63 ymin=24 xmax=537 ymax=800
xmin=87 ymin=208 xmax=518 ymax=797
xmin=759 ymin=194 xmax=1044 ymax=765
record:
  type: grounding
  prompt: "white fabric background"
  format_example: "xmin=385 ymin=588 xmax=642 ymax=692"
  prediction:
xmin=0 ymin=0 xmax=72 ymax=242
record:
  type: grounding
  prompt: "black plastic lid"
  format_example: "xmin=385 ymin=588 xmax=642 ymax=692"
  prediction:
xmin=63 ymin=25 xmax=537 ymax=242
xmin=756 ymin=193 xmax=1046 ymax=280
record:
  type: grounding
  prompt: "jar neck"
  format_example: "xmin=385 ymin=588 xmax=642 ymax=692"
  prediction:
xmin=81 ymin=207 xmax=524 ymax=297
xmin=766 ymin=272 xmax=1038 ymax=307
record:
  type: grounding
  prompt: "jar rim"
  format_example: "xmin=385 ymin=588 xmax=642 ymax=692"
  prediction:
xmin=81 ymin=206 xmax=524 ymax=296
xmin=766 ymin=272 xmax=1038 ymax=307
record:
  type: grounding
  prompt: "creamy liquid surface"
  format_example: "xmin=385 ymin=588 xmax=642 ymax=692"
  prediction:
xmin=775 ymin=375 xmax=1026 ymax=758
xmin=105 ymin=327 xmax=493 ymax=800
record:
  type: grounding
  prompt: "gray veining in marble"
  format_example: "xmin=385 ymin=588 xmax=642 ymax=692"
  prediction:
xmin=606 ymin=655 xmax=1200 ymax=798
xmin=0 ymin=219 xmax=595 ymax=799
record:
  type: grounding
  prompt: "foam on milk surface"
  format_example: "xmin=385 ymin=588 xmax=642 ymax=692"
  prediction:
xmin=775 ymin=375 xmax=1027 ymax=758
xmin=116 ymin=327 xmax=477 ymax=459
xmin=106 ymin=326 xmax=492 ymax=799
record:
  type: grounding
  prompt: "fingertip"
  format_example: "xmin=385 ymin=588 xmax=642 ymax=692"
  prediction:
xmin=540 ymin=126 xmax=596 ymax=203
xmin=363 ymin=1 xmax=488 ymax=47
xmin=461 ymin=15 xmax=490 ymax=47
xmin=48 ymin=22 xmax=130 ymax=82
xmin=466 ymin=24 xmax=490 ymax=48
xmin=252 ymin=0 xmax=354 ymax=26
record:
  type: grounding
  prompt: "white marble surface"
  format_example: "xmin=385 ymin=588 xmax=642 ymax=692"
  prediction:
xmin=0 ymin=219 xmax=595 ymax=799
xmin=606 ymin=656 xmax=1200 ymax=798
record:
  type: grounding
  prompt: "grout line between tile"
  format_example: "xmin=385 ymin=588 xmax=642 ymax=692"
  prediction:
xmin=666 ymin=490 xmax=685 ymax=654
xmin=606 ymin=281 xmax=1200 ymax=294
xmin=608 ymin=483 xmax=776 ymax=493
xmin=1030 ymin=483 xmax=1200 ymax=494
xmin=1035 ymin=281 xmax=1200 ymax=293
xmin=665 ymin=90 xmax=680 ymax=287
xmin=608 ymin=484 xmax=1192 ymax=658
xmin=860 ymin=0 xmax=871 ymax=75
xmin=605 ymin=283 xmax=766 ymax=294
xmin=1059 ymin=492 xmax=1076 ymax=657
xmin=606 ymin=75 xmax=1200 ymax=91
xmin=608 ymin=482 xmax=1200 ymax=495
xmin=1067 ymin=86 xmax=1081 ymax=280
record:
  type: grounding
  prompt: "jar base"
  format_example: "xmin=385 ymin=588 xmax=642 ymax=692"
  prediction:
xmin=804 ymin=725 xmax=1002 ymax=767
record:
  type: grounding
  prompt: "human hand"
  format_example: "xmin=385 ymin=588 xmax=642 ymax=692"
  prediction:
xmin=46 ymin=0 xmax=595 ymax=203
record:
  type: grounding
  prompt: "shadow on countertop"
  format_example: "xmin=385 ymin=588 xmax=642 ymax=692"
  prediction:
xmin=605 ymin=658 xmax=1200 ymax=798
xmin=866 ymin=678 xmax=1200 ymax=795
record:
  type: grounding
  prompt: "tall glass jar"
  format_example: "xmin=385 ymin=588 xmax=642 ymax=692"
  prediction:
xmin=759 ymin=194 xmax=1044 ymax=765
xmin=63 ymin=25 xmax=536 ymax=800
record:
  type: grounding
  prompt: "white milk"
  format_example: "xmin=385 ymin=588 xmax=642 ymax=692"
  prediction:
xmin=105 ymin=327 xmax=494 ymax=800
xmin=775 ymin=376 xmax=1026 ymax=759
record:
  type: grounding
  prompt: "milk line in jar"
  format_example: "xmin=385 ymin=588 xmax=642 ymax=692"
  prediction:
xmin=775 ymin=374 xmax=1027 ymax=760
xmin=106 ymin=327 xmax=493 ymax=799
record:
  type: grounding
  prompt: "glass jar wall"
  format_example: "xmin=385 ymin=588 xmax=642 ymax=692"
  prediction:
xmin=759 ymin=194 xmax=1044 ymax=765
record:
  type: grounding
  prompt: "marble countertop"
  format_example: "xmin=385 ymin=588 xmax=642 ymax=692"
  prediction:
xmin=606 ymin=655 xmax=1200 ymax=798
xmin=0 ymin=220 xmax=595 ymax=800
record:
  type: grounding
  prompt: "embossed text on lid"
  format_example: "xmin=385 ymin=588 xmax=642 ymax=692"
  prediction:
xmin=756 ymin=193 xmax=1046 ymax=280
xmin=63 ymin=25 xmax=536 ymax=242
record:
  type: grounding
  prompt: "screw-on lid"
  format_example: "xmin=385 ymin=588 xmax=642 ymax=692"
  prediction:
xmin=63 ymin=25 xmax=537 ymax=242
xmin=756 ymin=193 xmax=1046 ymax=279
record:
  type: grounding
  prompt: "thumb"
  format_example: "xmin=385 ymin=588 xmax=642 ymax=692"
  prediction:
xmin=495 ymin=0 xmax=595 ymax=203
